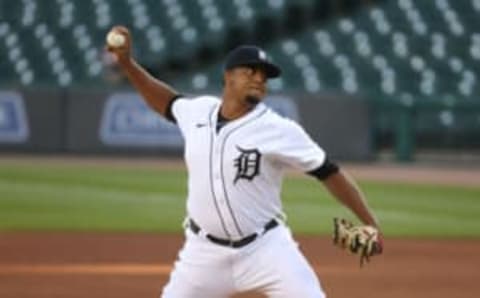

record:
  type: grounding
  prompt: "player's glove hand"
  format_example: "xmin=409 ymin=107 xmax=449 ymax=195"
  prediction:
xmin=333 ymin=218 xmax=383 ymax=267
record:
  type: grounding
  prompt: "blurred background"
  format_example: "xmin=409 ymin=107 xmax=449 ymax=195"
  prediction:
xmin=1 ymin=0 xmax=480 ymax=163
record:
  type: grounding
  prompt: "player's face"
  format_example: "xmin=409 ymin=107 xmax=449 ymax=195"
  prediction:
xmin=225 ymin=66 xmax=268 ymax=103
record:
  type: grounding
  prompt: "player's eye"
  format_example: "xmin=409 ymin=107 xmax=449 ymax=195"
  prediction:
xmin=244 ymin=67 xmax=254 ymax=76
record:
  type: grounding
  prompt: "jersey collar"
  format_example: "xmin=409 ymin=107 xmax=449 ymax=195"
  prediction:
xmin=210 ymin=102 xmax=268 ymax=135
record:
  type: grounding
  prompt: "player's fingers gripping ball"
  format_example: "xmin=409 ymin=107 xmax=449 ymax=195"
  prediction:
xmin=333 ymin=218 xmax=382 ymax=267
xmin=106 ymin=30 xmax=126 ymax=48
xmin=105 ymin=26 xmax=131 ymax=62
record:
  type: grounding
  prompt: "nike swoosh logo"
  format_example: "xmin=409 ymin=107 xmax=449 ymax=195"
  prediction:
xmin=196 ymin=123 xmax=207 ymax=128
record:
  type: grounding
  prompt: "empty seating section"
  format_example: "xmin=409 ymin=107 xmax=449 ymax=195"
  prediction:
xmin=0 ymin=0 xmax=479 ymax=105
xmin=0 ymin=0 xmax=302 ymax=87
xmin=301 ymin=0 xmax=480 ymax=99
xmin=180 ymin=0 xmax=480 ymax=104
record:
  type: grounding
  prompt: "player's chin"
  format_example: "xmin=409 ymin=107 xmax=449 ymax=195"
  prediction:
xmin=247 ymin=89 xmax=265 ymax=100
xmin=245 ymin=94 xmax=264 ymax=106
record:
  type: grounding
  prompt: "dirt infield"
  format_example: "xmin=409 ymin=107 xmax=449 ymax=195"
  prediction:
xmin=0 ymin=232 xmax=479 ymax=298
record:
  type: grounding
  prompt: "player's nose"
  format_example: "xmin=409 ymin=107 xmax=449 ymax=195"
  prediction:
xmin=251 ymin=69 xmax=267 ymax=83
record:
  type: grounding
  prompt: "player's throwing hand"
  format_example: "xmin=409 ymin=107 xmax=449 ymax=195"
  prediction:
xmin=105 ymin=26 xmax=132 ymax=64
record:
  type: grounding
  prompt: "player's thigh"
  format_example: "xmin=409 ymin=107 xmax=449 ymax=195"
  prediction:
xmin=161 ymin=230 xmax=233 ymax=298
xmin=259 ymin=227 xmax=325 ymax=298
xmin=161 ymin=264 xmax=230 ymax=298
xmin=264 ymin=251 xmax=325 ymax=298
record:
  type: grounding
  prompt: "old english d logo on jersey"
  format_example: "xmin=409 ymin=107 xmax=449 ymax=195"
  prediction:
xmin=233 ymin=146 xmax=261 ymax=184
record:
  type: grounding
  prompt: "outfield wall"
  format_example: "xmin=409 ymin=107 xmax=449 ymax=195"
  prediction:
xmin=0 ymin=89 xmax=373 ymax=160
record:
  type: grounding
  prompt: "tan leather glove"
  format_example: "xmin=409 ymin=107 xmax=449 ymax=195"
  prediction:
xmin=333 ymin=218 xmax=383 ymax=266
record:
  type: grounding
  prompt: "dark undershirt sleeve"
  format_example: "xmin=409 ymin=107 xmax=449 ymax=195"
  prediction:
xmin=165 ymin=94 xmax=183 ymax=123
xmin=306 ymin=158 xmax=340 ymax=180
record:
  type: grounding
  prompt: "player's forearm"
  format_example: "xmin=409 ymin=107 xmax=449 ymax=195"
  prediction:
xmin=118 ymin=57 xmax=178 ymax=116
xmin=323 ymin=170 xmax=380 ymax=228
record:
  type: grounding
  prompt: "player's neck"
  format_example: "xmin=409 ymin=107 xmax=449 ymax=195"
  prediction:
xmin=220 ymin=95 xmax=255 ymax=120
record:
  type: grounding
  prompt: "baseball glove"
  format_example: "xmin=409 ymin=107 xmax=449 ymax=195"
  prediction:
xmin=333 ymin=218 xmax=382 ymax=266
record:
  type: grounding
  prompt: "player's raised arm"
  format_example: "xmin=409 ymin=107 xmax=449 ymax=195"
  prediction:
xmin=105 ymin=26 xmax=179 ymax=117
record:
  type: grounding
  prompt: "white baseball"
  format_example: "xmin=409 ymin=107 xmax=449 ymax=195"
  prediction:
xmin=106 ymin=31 xmax=126 ymax=48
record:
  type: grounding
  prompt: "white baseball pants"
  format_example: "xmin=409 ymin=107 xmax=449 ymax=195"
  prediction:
xmin=161 ymin=224 xmax=326 ymax=298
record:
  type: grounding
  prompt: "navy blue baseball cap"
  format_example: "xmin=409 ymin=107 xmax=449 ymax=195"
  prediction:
xmin=224 ymin=45 xmax=281 ymax=78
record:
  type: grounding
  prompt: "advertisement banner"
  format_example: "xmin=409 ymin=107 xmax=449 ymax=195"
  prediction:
xmin=99 ymin=93 xmax=300 ymax=148
xmin=0 ymin=91 xmax=29 ymax=143
xmin=99 ymin=93 xmax=183 ymax=148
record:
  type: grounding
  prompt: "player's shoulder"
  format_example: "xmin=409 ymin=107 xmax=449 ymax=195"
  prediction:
xmin=262 ymin=106 xmax=302 ymax=131
xmin=173 ymin=94 xmax=220 ymax=116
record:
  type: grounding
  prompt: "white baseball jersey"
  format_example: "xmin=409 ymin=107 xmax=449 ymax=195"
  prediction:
xmin=171 ymin=95 xmax=326 ymax=240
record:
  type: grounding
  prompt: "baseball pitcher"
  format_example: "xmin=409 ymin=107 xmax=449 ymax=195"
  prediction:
xmin=106 ymin=26 xmax=383 ymax=298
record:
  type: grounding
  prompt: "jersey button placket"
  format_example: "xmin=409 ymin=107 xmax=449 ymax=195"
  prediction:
xmin=213 ymin=144 xmax=225 ymax=206
xmin=215 ymin=138 xmax=239 ymax=239
xmin=212 ymin=139 xmax=231 ymax=237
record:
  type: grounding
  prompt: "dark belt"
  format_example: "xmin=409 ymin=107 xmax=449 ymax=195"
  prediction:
xmin=188 ymin=218 xmax=278 ymax=248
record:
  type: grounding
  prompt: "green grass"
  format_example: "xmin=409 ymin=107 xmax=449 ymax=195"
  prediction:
xmin=283 ymin=178 xmax=480 ymax=237
xmin=0 ymin=162 xmax=479 ymax=237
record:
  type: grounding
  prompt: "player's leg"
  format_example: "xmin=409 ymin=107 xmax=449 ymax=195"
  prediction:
xmin=161 ymin=229 xmax=234 ymax=298
xmin=234 ymin=225 xmax=326 ymax=298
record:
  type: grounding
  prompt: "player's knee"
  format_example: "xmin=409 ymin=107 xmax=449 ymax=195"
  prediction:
xmin=282 ymin=273 xmax=326 ymax=298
